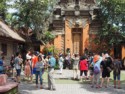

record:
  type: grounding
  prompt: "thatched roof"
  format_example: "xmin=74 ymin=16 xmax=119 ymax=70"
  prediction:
xmin=0 ymin=21 xmax=25 ymax=42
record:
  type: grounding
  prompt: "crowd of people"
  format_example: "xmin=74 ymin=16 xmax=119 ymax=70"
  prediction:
xmin=0 ymin=50 xmax=56 ymax=90
xmin=0 ymin=50 xmax=124 ymax=90
xmin=72 ymin=53 xmax=123 ymax=89
xmin=58 ymin=52 xmax=123 ymax=89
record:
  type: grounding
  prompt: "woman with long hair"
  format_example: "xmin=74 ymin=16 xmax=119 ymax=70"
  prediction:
xmin=35 ymin=55 xmax=44 ymax=89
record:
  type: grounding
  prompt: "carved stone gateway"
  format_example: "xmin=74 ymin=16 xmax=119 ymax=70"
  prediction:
xmin=51 ymin=0 xmax=101 ymax=55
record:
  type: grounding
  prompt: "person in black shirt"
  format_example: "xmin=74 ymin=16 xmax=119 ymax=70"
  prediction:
xmin=100 ymin=54 xmax=112 ymax=88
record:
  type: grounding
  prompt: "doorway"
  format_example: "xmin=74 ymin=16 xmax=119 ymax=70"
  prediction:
xmin=72 ymin=28 xmax=82 ymax=55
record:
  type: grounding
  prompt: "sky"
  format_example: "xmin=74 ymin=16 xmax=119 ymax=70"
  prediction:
xmin=6 ymin=0 xmax=18 ymax=13
xmin=7 ymin=8 xmax=18 ymax=13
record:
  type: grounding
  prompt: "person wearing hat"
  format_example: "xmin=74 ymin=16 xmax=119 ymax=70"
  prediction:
xmin=91 ymin=54 xmax=102 ymax=88
xmin=47 ymin=53 xmax=56 ymax=90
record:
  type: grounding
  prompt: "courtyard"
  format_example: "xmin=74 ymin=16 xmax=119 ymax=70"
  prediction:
xmin=19 ymin=70 xmax=125 ymax=94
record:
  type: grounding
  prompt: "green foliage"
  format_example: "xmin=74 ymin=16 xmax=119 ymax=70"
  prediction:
xmin=43 ymin=31 xmax=55 ymax=44
xmin=0 ymin=0 xmax=6 ymax=20
xmin=95 ymin=0 xmax=125 ymax=51
xmin=5 ymin=0 xmax=57 ymax=43
xmin=0 ymin=0 xmax=12 ymax=20
xmin=0 ymin=0 xmax=5 ymax=11
xmin=43 ymin=45 xmax=59 ymax=56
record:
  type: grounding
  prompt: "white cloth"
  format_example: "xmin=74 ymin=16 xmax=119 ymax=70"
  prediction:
xmin=26 ymin=54 xmax=31 ymax=60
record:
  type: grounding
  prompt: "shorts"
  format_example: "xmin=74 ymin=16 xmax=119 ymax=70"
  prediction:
xmin=102 ymin=71 xmax=110 ymax=78
xmin=90 ymin=70 xmax=94 ymax=76
xmin=114 ymin=74 xmax=120 ymax=80
xmin=80 ymin=70 xmax=87 ymax=76
xmin=73 ymin=65 xmax=78 ymax=70
xmin=16 ymin=69 xmax=21 ymax=76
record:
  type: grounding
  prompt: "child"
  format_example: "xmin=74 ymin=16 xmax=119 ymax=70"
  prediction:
xmin=24 ymin=59 xmax=31 ymax=81
xmin=113 ymin=57 xmax=122 ymax=89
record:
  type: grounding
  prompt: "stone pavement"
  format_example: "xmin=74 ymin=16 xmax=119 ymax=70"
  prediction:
xmin=19 ymin=70 xmax=125 ymax=94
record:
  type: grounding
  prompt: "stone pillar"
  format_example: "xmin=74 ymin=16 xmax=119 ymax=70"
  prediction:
xmin=82 ymin=22 xmax=90 ymax=54
xmin=65 ymin=18 xmax=73 ymax=55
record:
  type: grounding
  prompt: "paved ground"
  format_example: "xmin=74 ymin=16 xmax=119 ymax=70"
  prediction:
xmin=19 ymin=70 xmax=125 ymax=94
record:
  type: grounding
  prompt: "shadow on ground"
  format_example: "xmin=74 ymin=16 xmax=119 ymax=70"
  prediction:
xmin=19 ymin=82 xmax=48 ymax=94
xmin=79 ymin=80 xmax=125 ymax=94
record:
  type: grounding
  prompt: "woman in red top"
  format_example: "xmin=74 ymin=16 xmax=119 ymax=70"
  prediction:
xmin=79 ymin=56 xmax=88 ymax=81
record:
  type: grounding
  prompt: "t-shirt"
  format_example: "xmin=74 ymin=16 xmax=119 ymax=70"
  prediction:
xmin=48 ymin=56 xmax=56 ymax=67
xmin=0 ymin=59 xmax=4 ymax=73
xmin=58 ymin=57 xmax=64 ymax=66
xmin=32 ymin=56 xmax=38 ymax=68
xmin=101 ymin=60 xmax=108 ymax=72
xmin=73 ymin=57 xmax=79 ymax=65
xmin=35 ymin=61 xmax=44 ymax=71
xmin=14 ymin=57 xmax=21 ymax=69
xmin=0 ymin=59 xmax=3 ymax=66
xmin=92 ymin=56 xmax=102 ymax=71
xmin=79 ymin=60 xmax=88 ymax=70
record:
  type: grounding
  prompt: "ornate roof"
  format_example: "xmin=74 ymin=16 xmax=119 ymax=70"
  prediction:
xmin=0 ymin=21 xmax=25 ymax=42
xmin=50 ymin=0 xmax=100 ymax=32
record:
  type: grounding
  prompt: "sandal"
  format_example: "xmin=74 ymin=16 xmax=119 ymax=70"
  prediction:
xmin=118 ymin=87 xmax=122 ymax=89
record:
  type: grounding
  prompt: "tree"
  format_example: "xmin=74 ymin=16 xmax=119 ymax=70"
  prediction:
xmin=6 ymin=0 xmax=57 ymax=44
xmin=0 ymin=0 xmax=7 ymax=20
xmin=94 ymin=0 xmax=125 ymax=52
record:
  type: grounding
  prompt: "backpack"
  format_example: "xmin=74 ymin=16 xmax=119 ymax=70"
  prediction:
xmin=94 ymin=66 xmax=100 ymax=74
xmin=114 ymin=61 xmax=121 ymax=75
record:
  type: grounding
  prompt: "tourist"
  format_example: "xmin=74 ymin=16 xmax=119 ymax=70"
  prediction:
xmin=58 ymin=54 xmax=64 ymax=74
xmin=79 ymin=55 xmax=88 ymax=81
xmin=24 ymin=57 xmax=31 ymax=82
xmin=0 ymin=57 xmax=4 ymax=74
xmin=91 ymin=54 xmax=102 ymax=88
xmin=88 ymin=53 xmax=94 ymax=83
xmin=72 ymin=53 xmax=79 ymax=80
xmin=113 ymin=56 xmax=122 ymax=89
xmin=32 ymin=52 xmax=38 ymax=74
xmin=42 ymin=55 xmax=48 ymax=71
xmin=10 ymin=55 xmax=15 ymax=77
xmin=14 ymin=52 xmax=22 ymax=83
xmin=19 ymin=54 xmax=23 ymax=70
xmin=35 ymin=55 xmax=44 ymax=89
xmin=26 ymin=50 xmax=33 ymax=82
xmin=47 ymin=53 xmax=56 ymax=90
xmin=65 ymin=54 xmax=71 ymax=69
xmin=100 ymin=53 xmax=113 ymax=88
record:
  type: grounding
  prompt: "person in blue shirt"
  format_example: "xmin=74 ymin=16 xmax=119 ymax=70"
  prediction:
xmin=47 ymin=53 xmax=56 ymax=90
xmin=91 ymin=54 xmax=102 ymax=88
xmin=0 ymin=57 xmax=4 ymax=74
